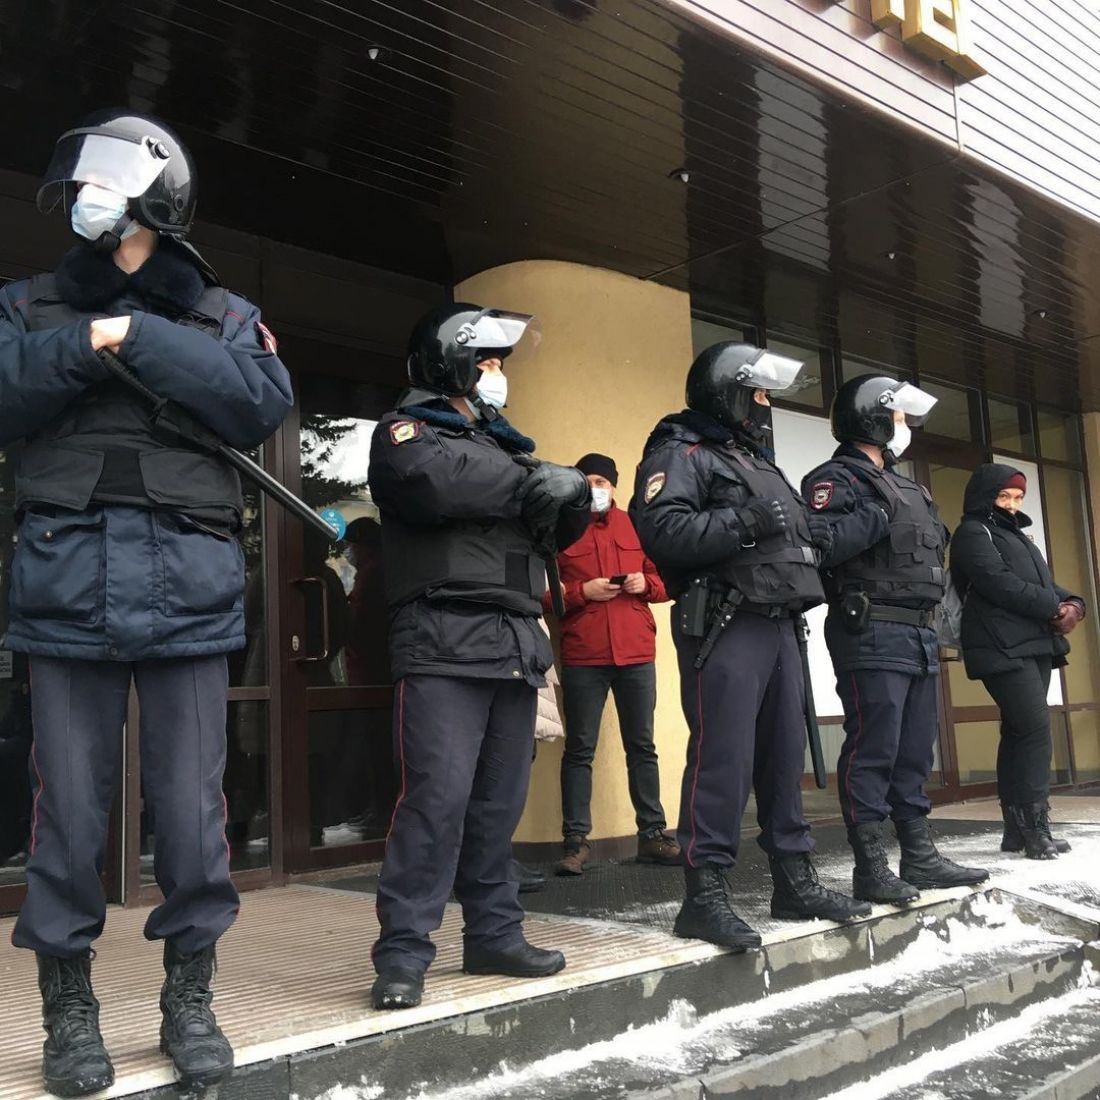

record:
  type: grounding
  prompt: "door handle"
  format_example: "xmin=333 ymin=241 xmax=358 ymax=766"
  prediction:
xmin=293 ymin=576 xmax=331 ymax=663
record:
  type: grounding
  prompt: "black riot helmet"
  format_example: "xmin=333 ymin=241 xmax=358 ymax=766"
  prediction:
xmin=830 ymin=374 xmax=938 ymax=448
xmin=38 ymin=109 xmax=197 ymax=239
xmin=406 ymin=302 xmax=539 ymax=398
xmin=685 ymin=342 xmax=804 ymax=431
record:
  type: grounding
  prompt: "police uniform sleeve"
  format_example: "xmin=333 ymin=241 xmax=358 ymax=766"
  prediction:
xmin=117 ymin=297 xmax=293 ymax=449
xmin=950 ymin=520 xmax=1061 ymax=621
xmin=630 ymin=446 xmax=745 ymax=569
xmin=368 ymin=417 xmax=527 ymax=526
xmin=802 ymin=465 xmax=889 ymax=570
xmin=0 ymin=284 xmax=108 ymax=447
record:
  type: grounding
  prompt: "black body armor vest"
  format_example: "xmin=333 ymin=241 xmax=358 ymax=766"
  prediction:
xmin=828 ymin=458 xmax=946 ymax=606
xmin=18 ymin=273 xmax=243 ymax=520
xmin=711 ymin=447 xmax=824 ymax=610
xmin=382 ymin=515 xmax=546 ymax=615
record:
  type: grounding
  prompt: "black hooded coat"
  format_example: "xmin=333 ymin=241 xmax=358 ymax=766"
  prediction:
xmin=949 ymin=463 xmax=1082 ymax=679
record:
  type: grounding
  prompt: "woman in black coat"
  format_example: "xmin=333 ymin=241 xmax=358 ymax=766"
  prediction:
xmin=949 ymin=464 xmax=1085 ymax=859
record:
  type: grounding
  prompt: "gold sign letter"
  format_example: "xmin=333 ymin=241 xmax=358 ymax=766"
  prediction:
xmin=902 ymin=0 xmax=987 ymax=79
xmin=871 ymin=0 xmax=906 ymax=29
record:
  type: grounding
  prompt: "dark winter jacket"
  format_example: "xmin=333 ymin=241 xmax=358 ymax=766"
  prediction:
xmin=0 ymin=242 xmax=293 ymax=660
xmin=629 ymin=410 xmax=823 ymax=612
xmin=802 ymin=444 xmax=948 ymax=676
xmin=369 ymin=396 xmax=590 ymax=687
xmin=950 ymin=463 xmax=1083 ymax=680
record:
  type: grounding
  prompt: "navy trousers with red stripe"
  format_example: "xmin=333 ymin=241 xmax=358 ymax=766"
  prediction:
xmin=372 ymin=675 xmax=536 ymax=976
xmin=12 ymin=656 xmax=239 ymax=958
xmin=672 ymin=611 xmax=813 ymax=869
xmin=833 ymin=668 xmax=937 ymax=826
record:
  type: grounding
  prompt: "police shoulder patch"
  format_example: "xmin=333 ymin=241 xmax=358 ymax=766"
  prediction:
xmin=810 ymin=481 xmax=834 ymax=510
xmin=389 ymin=420 xmax=421 ymax=445
xmin=644 ymin=471 xmax=666 ymax=504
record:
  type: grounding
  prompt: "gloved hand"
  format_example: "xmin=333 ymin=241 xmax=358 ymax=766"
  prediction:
xmin=807 ymin=513 xmax=834 ymax=556
xmin=740 ymin=497 xmax=790 ymax=543
xmin=1052 ymin=600 xmax=1084 ymax=635
xmin=518 ymin=462 xmax=591 ymax=529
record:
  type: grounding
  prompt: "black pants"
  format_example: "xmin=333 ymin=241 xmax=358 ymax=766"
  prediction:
xmin=834 ymin=668 xmax=937 ymax=826
xmin=982 ymin=656 xmax=1053 ymax=805
xmin=372 ymin=675 xmax=536 ymax=975
xmin=559 ymin=662 xmax=665 ymax=839
xmin=13 ymin=656 xmax=239 ymax=958
xmin=673 ymin=611 xmax=813 ymax=868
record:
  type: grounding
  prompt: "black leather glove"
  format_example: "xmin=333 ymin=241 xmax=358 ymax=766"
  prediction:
xmin=517 ymin=462 xmax=591 ymax=529
xmin=741 ymin=497 xmax=790 ymax=542
xmin=807 ymin=513 xmax=834 ymax=556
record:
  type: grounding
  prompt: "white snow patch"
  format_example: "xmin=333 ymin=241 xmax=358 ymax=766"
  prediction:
xmin=291 ymin=1081 xmax=384 ymax=1100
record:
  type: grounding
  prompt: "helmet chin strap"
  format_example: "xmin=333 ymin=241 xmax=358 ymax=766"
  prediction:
xmin=464 ymin=391 xmax=500 ymax=422
xmin=90 ymin=211 xmax=135 ymax=255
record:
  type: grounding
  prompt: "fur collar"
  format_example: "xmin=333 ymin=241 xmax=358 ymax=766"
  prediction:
xmin=401 ymin=401 xmax=537 ymax=454
xmin=55 ymin=240 xmax=206 ymax=316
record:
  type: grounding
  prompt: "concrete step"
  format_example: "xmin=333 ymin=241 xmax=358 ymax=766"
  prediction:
xmin=380 ymin=891 xmax=1098 ymax=1100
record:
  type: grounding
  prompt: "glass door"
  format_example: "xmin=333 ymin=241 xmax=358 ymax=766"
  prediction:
xmin=279 ymin=340 xmax=403 ymax=872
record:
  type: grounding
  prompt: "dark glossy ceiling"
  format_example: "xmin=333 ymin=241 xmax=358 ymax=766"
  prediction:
xmin=0 ymin=0 xmax=1097 ymax=409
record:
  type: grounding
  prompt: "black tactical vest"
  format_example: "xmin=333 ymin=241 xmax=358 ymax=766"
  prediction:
xmin=710 ymin=446 xmax=825 ymax=610
xmin=17 ymin=274 xmax=243 ymax=519
xmin=382 ymin=514 xmax=546 ymax=616
xmin=828 ymin=458 xmax=946 ymax=606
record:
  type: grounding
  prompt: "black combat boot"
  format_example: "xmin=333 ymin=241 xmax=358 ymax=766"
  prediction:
xmin=511 ymin=859 xmax=546 ymax=894
xmin=896 ymin=816 xmax=990 ymax=887
xmin=769 ymin=853 xmax=872 ymax=922
xmin=159 ymin=942 xmax=233 ymax=1089
xmin=673 ymin=864 xmax=762 ymax=951
xmin=1007 ymin=804 xmax=1060 ymax=860
xmin=847 ymin=821 xmax=920 ymax=905
xmin=463 ymin=939 xmax=566 ymax=977
xmin=371 ymin=966 xmax=425 ymax=1010
xmin=1001 ymin=802 xmax=1070 ymax=855
xmin=36 ymin=952 xmax=114 ymax=1098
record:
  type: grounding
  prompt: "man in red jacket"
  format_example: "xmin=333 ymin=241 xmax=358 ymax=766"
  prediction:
xmin=545 ymin=453 xmax=680 ymax=875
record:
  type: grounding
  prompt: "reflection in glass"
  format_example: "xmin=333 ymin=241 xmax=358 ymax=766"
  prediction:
xmin=691 ymin=317 xmax=744 ymax=358
xmin=919 ymin=380 xmax=981 ymax=442
xmin=229 ymin=480 xmax=267 ymax=688
xmin=1036 ymin=408 xmax=1082 ymax=464
xmin=308 ymin=708 xmax=397 ymax=848
xmin=987 ymin=396 xmax=1035 ymax=455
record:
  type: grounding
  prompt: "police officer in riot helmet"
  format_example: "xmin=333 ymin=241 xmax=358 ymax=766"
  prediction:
xmin=0 ymin=110 xmax=293 ymax=1096
xmin=368 ymin=302 xmax=591 ymax=1009
xmin=803 ymin=376 xmax=988 ymax=903
xmin=631 ymin=343 xmax=869 ymax=951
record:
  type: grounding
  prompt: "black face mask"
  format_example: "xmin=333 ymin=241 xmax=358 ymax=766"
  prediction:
xmin=993 ymin=505 xmax=1019 ymax=526
xmin=745 ymin=400 xmax=772 ymax=436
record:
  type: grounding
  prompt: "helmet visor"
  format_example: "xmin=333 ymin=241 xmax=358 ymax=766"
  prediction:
xmin=37 ymin=129 xmax=171 ymax=212
xmin=735 ymin=349 xmax=804 ymax=392
xmin=880 ymin=381 xmax=937 ymax=426
xmin=454 ymin=309 xmax=541 ymax=355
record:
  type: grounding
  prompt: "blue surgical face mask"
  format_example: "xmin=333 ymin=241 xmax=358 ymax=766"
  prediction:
xmin=70 ymin=184 xmax=138 ymax=245
xmin=474 ymin=369 xmax=508 ymax=410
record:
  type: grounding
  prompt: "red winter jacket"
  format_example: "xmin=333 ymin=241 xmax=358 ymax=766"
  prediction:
xmin=543 ymin=503 xmax=668 ymax=666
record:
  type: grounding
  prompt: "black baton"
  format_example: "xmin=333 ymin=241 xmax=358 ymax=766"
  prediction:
xmin=693 ymin=591 xmax=740 ymax=670
xmin=795 ymin=612 xmax=828 ymax=789
xmin=97 ymin=349 xmax=338 ymax=541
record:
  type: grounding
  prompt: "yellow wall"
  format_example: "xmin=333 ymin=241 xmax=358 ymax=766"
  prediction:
xmin=455 ymin=261 xmax=693 ymax=844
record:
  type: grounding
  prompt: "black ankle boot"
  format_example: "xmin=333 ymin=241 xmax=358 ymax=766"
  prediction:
xmin=371 ymin=966 xmax=424 ymax=1010
xmin=36 ymin=952 xmax=114 ymax=1098
xmin=511 ymin=859 xmax=546 ymax=894
xmin=1008 ymin=803 xmax=1060 ymax=860
xmin=159 ymin=942 xmax=233 ymax=1089
xmin=847 ymin=822 xmax=920 ymax=905
xmin=1002 ymin=803 xmax=1070 ymax=854
xmin=769 ymin=853 xmax=872 ymax=922
xmin=673 ymin=864 xmax=762 ymax=951
xmin=463 ymin=939 xmax=566 ymax=977
xmin=896 ymin=816 xmax=990 ymax=887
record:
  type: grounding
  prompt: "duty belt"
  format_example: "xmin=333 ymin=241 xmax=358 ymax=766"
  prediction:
xmin=868 ymin=605 xmax=935 ymax=628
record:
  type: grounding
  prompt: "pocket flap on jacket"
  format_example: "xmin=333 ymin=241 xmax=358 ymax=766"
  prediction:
xmin=15 ymin=443 xmax=104 ymax=512
xmin=139 ymin=449 xmax=242 ymax=510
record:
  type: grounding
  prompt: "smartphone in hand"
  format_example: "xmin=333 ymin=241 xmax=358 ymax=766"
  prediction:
xmin=609 ymin=574 xmax=628 ymax=586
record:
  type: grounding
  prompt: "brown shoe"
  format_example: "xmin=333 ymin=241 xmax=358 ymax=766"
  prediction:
xmin=637 ymin=830 xmax=682 ymax=866
xmin=554 ymin=838 xmax=591 ymax=876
